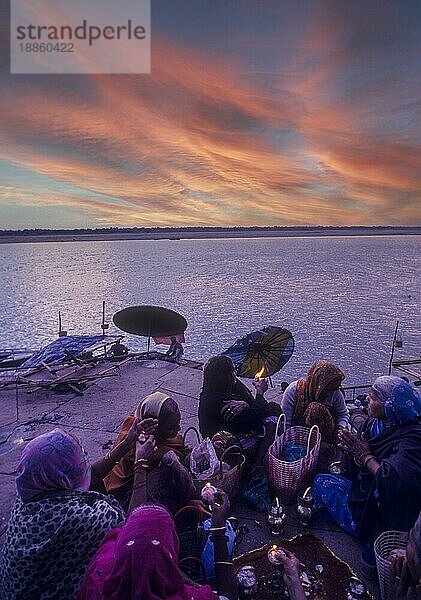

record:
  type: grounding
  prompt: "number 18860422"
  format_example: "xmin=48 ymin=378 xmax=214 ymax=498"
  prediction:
xmin=19 ymin=43 xmax=74 ymax=52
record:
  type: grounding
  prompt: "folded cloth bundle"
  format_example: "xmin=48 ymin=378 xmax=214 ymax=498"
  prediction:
xmin=282 ymin=442 xmax=307 ymax=462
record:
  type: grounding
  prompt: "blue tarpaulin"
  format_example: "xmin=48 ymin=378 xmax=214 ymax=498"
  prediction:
xmin=21 ymin=335 xmax=106 ymax=368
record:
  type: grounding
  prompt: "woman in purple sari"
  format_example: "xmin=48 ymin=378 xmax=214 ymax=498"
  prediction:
xmin=313 ymin=376 xmax=421 ymax=539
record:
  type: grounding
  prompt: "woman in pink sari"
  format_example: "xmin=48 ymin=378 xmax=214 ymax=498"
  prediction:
xmin=78 ymin=493 xmax=237 ymax=600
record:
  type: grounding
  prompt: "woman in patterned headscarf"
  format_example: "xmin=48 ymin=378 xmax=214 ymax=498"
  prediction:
xmin=0 ymin=423 xmax=155 ymax=600
xmin=282 ymin=360 xmax=349 ymax=440
xmin=313 ymin=376 xmax=421 ymax=540
xmin=281 ymin=360 xmax=349 ymax=471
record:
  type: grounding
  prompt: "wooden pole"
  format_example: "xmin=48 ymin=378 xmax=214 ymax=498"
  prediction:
xmin=262 ymin=356 xmax=273 ymax=388
xmin=58 ymin=311 xmax=67 ymax=336
xmin=101 ymin=301 xmax=106 ymax=334
xmin=101 ymin=301 xmax=109 ymax=356
xmin=388 ymin=320 xmax=399 ymax=375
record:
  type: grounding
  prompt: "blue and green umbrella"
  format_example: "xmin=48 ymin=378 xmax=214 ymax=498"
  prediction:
xmin=222 ymin=326 xmax=294 ymax=379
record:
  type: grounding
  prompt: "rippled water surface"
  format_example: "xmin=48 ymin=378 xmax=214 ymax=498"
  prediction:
xmin=0 ymin=236 xmax=419 ymax=385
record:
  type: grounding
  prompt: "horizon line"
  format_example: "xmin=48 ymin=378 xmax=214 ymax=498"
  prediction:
xmin=2 ymin=225 xmax=421 ymax=235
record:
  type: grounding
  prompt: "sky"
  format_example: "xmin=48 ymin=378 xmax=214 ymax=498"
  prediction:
xmin=0 ymin=0 xmax=420 ymax=229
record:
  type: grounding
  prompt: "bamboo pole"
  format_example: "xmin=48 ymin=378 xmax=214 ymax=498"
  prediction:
xmin=388 ymin=320 xmax=399 ymax=375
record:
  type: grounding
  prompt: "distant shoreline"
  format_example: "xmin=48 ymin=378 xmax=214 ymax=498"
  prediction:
xmin=0 ymin=226 xmax=420 ymax=244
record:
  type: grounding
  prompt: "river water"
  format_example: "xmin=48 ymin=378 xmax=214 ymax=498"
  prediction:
xmin=0 ymin=235 xmax=419 ymax=386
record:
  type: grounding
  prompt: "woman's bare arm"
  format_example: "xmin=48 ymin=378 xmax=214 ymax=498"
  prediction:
xmin=90 ymin=418 xmax=157 ymax=490
xmin=209 ymin=491 xmax=238 ymax=600
xmin=127 ymin=435 xmax=156 ymax=515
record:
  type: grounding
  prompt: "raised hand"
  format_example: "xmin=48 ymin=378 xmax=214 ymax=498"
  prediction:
xmin=253 ymin=377 xmax=269 ymax=395
xmin=210 ymin=489 xmax=230 ymax=527
xmin=337 ymin=428 xmax=370 ymax=459
xmin=275 ymin=548 xmax=301 ymax=580
xmin=138 ymin=418 xmax=158 ymax=436
xmin=135 ymin=434 xmax=156 ymax=461
xmin=390 ymin=557 xmax=421 ymax=599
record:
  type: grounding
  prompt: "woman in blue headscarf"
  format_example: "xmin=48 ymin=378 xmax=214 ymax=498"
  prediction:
xmin=313 ymin=376 xmax=421 ymax=538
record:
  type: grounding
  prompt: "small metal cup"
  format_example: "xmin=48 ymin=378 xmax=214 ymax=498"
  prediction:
xmin=236 ymin=565 xmax=259 ymax=598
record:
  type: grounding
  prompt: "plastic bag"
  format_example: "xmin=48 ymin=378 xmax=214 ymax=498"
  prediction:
xmin=200 ymin=519 xmax=235 ymax=577
xmin=244 ymin=471 xmax=270 ymax=511
xmin=282 ymin=441 xmax=307 ymax=462
xmin=189 ymin=438 xmax=219 ymax=479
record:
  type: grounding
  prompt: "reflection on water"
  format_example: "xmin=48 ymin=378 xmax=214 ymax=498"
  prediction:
xmin=0 ymin=236 xmax=419 ymax=385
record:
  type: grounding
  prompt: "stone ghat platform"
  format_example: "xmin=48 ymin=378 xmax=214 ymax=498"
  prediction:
xmin=0 ymin=358 xmax=380 ymax=598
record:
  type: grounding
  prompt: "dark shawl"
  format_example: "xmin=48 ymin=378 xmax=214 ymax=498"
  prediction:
xmin=198 ymin=379 xmax=270 ymax=438
xmin=0 ymin=491 xmax=123 ymax=600
xmin=350 ymin=418 xmax=421 ymax=537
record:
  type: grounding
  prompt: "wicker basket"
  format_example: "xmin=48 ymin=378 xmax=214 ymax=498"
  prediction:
xmin=374 ymin=530 xmax=409 ymax=600
xmin=174 ymin=505 xmax=209 ymax=583
xmin=183 ymin=427 xmax=245 ymax=502
xmin=268 ymin=415 xmax=321 ymax=504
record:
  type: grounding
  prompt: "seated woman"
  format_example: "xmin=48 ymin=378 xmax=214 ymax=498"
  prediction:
xmin=313 ymin=376 xmax=421 ymax=541
xmin=281 ymin=360 xmax=349 ymax=470
xmin=199 ymin=355 xmax=281 ymax=466
xmin=104 ymin=391 xmax=196 ymax=513
xmin=77 ymin=490 xmax=237 ymax=600
xmin=0 ymin=423 xmax=153 ymax=600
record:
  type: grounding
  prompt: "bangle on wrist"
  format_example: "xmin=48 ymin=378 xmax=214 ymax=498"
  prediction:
xmin=209 ymin=525 xmax=226 ymax=532
xmin=133 ymin=481 xmax=147 ymax=490
xmin=214 ymin=561 xmax=233 ymax=566
xmin=363 ymin=455 xmax=376 ymax=468
xmin=355 ymin=451 xmax=370 ymax=467
xmin=134 ymin=459 xmax=148 ymax=472
xmin=134 ymin=463 xmax=148 ymax=472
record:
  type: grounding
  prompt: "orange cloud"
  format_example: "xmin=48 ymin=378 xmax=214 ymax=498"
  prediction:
xmin=0 ymin=7 xmax=420 ymax=227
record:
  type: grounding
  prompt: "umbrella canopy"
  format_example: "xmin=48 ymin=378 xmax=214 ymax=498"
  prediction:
xmin=222 ymin=326 xmax=294 ymax=378
xmin=113 ymin=306 xmax=187 ymax=351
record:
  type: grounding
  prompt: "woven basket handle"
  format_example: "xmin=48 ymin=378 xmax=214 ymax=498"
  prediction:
xmin=275 ymin=413 xmax=286 ymax=437
xmin=178 ymin=556 xmax=207 ymax=583
xmin=183 ymin=426 xmax=202 ymax=447
xmin=219 ymin=444 xmax=244 ymax=477
xmin=174 ymin=504 xmax=211 ymax=522
xmin=307 ymin=425 xmax=319 ymax=454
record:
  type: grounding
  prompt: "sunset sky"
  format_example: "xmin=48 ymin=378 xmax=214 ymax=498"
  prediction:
xmin=1 ymin=0 xmax=420 ymax=229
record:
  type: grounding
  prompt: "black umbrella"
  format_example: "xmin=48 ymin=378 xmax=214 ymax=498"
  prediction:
xmin=113 ymin=305 xmax=187 ymax=353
